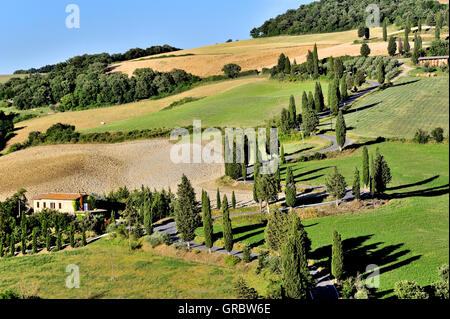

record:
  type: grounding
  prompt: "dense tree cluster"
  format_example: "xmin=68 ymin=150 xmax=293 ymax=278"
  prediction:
xmin=0 ymin=52 xmax=198 ymax=111
xmin=0 ymin=111 xmax=15 ymax=148
xmin=250 ymin=0 xmax=448 ymax=38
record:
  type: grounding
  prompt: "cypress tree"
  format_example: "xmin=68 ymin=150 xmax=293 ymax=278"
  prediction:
xmin=377 ymin=62 xmax=385 ymax=84
xmin=46 ymin=231 xmax=52 ymax=251
xmin=340 ymin=76 xmax=348 ymax=101
xmin=265 ymin=209 xmax=291 ymax=252
xmin=334 ymin=77 xmax=341 ymax=102
xmin=20 ymin=215 xmax=27 ymax=255
xmin=353 ymin=167 xmax=361 ymax=201
xmin=82 ymin=228 xmax=87 ymax=246
xmin=314 ymin=82 xmax=324 ymax=112
xmin=69 ymin=223 xmax=75 ymax=248
xmin=387 ymin=36 xmax=397 ymax=56
xmin=174 ymin=174 xmax=200 ymax=249
xmin=32 ymin=227 xmax=39 ymax=254
xmin=284 ymin=57 xmax=291 ymax=74
xmin=435 ymin=23 xmax=441 ymax=40
xmin=0 ymin=234 xmax=4 ymax=257
xmin=232 ymin=191 xmax=236 ymax=209
xmin=372 ymin=149 xmax=392 ymax=196
xmin=56 ymin=225 xmax=62 ymax=251
xmin=308 ymin=91 xmax=315 ymax=113
xmin=277 ymin=53 xmax=287 ymax=73
xmin=335 ymin=110 xmax=346 ymax=151
xmin=383 ymin=19 xmax=388 ymax=41
xmin=312 ymin=43 xmax=319 ymax=78
xmin=370 ymin=154 xmax=375 ymax=196
xmin=222 ymin=195 xmax=233 ymax=254
xmin=241 ymin=163 xmax=247 ymax=181
xmin=404 ymin=33 xmax=410 ymax=53
xmin=418 ymin=19 xmax=422 ymax=32
xmin=285 ymin=166 xmax=297 ymax=209
xmin=9 ymin=233 xmax=15 ymax=257
xmin=202 ymin=191 xmax=214 ymax=253
xmin=329 ymin=80 xmax=339 ymax=115
xmin=301 ymin=91 xmax=309 ymax=115
xmin=360 ymin=43 xmax=371 ymax=57
xmin=281 ymin=216 xmax=313 ymax=299
xmin=216 ymin=188 xmax=221 ymax=210
xmin=331 ymin=230 xmax=344 ymax=281
xmin=288 ymin=95 xmax=297 ymax=128
xmin=280 ymin=145 xmax=285 ymax=164
xmin=301 ymin=106 xmax=318 ymax=136
xmin=144 ymin=200 xmax=153 ymax=236
xmin=362 ymin=146 xmax=370 ymax=187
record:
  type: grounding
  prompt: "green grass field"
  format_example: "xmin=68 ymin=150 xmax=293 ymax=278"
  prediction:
xmin=85 ymin=79 xmax=329 ymax=133
xmin=0 ymin=237 xmax=270 ymax=299
xmin=0 ymin=74 xmax=28 ymax=83
xmin=200 ymin=141 xmax=449 ymax=297
xmin=343 ymin=77 xmax=449 ymax=139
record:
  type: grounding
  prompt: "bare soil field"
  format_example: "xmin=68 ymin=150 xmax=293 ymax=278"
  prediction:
xmin=6 ymin=77 xmax=265 ymax=148
xmin=111 ymin=27 xmax=392 ymax=78
xmin=0 ymin=139 xmax=253 ymax=204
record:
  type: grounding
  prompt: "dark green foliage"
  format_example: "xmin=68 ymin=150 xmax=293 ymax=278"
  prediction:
xmin=242 ymin=245 xmax=252 ymax=263
xmin=231 ymin=191 xmax=236 ymax=209
xmin=288 ymin=95 xmax=297 ymax=127
xmin=174 ymin=175 xmax=200 ymax=245
xmin=301 ymin=103 xmax=318 ymax=136
xmin=353 ymin=168 xmax=361 ymax=201
xmin=32 ymin=227 xmax=39 ymax=254
xmin=277 ymin=53 xmax=287 ymax=73
xmin=9 ymin=233 xmax=15 ymax=257
xmin=20 ymin=215 xmax=27 ymax=255
xmin=340 ymin=76 xmax=348 ymax=101
xmin=56 ymin=225 xmax=62 ymax=251
xmin=332 ymin=230 xmax=344 ymax=281
xmin=250 ymin=0 xmax=446 ymax=38
xmin=222 ymin=63 xmax=242 ymax=78
xmin=354 ymin=69 xmax=366 ymax=88
xmin=46 ymin=232 xmax=52 ymax=251
xmin=314 ymin=82 xmax=325 ymax=112
xmin=313 ymin=43 xmax=319 ymax=78
xmin=280 ymin=145 xmax=285 ymax=164
xmin=222 ymin=195 xmax=233 ymax=253
xmin=325 ymin=167 xmax=347 ymax=206
xmin=360 ymin=43 xmax=371 ymax=58
xmin=285 ymin=166 xmax=297 ymax=208
xmin=394 ymin=281 xmax=429 ymax=299
xmin=362 ymin=146 xmax=370 ymax=187
xmin=364 ymin=28 xmax=370 ymax=40
xmin=0 ymin=234 xmax=4 ymax=257
xmin=265 ymin=209 xmax=291 ymax=252
xmin=281 ymin=216 xmax=314 ymax=299
xmin=335 ymin=111 xmax=346 ymax=151
xmin=388 ymin=37 xmax=397 ymax=56
xmin=144 ymin=199 xmax=153 ymax=236
xmin=334 ymin=58 xmax=344 ymax=79
xmin=216 ymin=188 xmax=221 ymax=210
xmin=414 ymin=129 xmax=430 ymax=144
xmin=377 ymin=62 xmax=385 ymax=85
xmin=404 ymin=34 xmax=410 ymax=53
xmin=329 ymin=80 xmax=339 ymax=115
xmin=383 ymin=19 xmax=388 ymax=41
xmin=233 ymin=278 xmax=259 ymax=299
xmin=371 ymin=148 xmax=392 ymax=196
xmin=427 ymin=39 xmax=449 ymax=57
xmin=81 ymin=229 xmax=87 ymax=246
xmin=431 ymin=127 xmax=444 ymax=143
xmin=202 ymin=191 xmax=214 ymax=252
xmin=284 ymin=57 xmax=291 ymax=74
xmin=432 ymin=264 xmax=449 ymax=299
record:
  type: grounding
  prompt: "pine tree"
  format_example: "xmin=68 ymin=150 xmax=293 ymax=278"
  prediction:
xmin=216 ymin=188 xmax=221 ymax=210
xmin=202 ymin=191 xmax=214 ymax=253
xmin=362 ymin=146 xmax=370 ymax=187
xmin=372 ymin=149 xmax=392 ymax=196
xmin=383 ymin=19 xmax=388 ymax=41
xmin=288 ymin=95 xmax=296 ymax=128
xmin=312 ymin=43 xmax=319 ymax=78
xmin=222 ymin=195 xmax=233 ymax=254
xmin=325 ymin=167 xmax=347 ymax=207
xmin=353 ymin=167 xmax=361 ymax=201
xmin=174 ymin=174 xmax=200 ymax=249
xmin=335 ymin=110 xmax=346 ymax=151
xmin=285 ymin=166 xmax=297 ymax=209
xmin=377 ymin=62 xmax=385 ymax=85
xmin=281 ymin=216 xmax=314 ymax=299
xmin=340 ymin=76 xmax=348 ymax=101
xmin=388 ymin=36 xmax=397 ymax=56
xmin=314 ymin=82 xmax=325 ymax=112
xmin=32 ymin=227 xmax=39 ymax=254
xmin=331 ymin=230 xmax=344 ymax=281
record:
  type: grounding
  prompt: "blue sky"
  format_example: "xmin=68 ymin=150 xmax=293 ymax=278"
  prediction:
xmin=0 ymin=0 xmax=309 ymax=74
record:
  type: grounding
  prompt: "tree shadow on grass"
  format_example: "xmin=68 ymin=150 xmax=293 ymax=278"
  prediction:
xmin=346 ymin=136 xmax=386 ymax=151
xmin=344 ymin=102 xmax=381 ymax=115
xmin=310 ymin=234 xmax=421 ymax=283
xmin=213 ymin=222 xmax=266 ymax=243
xmin=294 ymin=166 xmax=331 ymax=181
xmin=392 ymin=79 xmax=420 ymax=87
xmin=387 ymin=184 xmax=449 ymax=199
xmin=387 ymin=175 xmax=440 ymax=191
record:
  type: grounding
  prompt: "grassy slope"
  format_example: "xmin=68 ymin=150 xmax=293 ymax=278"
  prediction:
xmin=344 ymin=76 xmax=449 ymax=139
xmin=86 ymin=79 xmax=329 ymax=132
xmin=0 ymin=74 xmax=28 ymax=83
xmin=0 ymin=237 xmax=269 ymax=299
xmin=200 ymin=142 xmax=449 ymax=296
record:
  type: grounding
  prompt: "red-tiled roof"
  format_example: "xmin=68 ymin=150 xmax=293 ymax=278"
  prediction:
xmin=34 ymin=193 xmax=85 ymax=201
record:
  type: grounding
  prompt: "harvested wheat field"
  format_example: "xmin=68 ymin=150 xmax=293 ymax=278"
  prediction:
xmin=0 ymin=139 xmax=253 ymax=204
xmin=6 ymin=77 xmax=264 ymax=147
xmin=112 ymin=27 xmax=392 ymax=78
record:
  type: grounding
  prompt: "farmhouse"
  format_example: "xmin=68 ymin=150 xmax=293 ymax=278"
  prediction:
xmin=418 ymin=56 xmax=449 ymax=67
xmin=33 ymin=193 xmax=90 ymax=214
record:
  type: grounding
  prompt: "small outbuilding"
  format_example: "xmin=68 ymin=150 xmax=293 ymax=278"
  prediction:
xmin=418 ymin=56 xmax=449 ymax=67
xmin=33 ymin=193 xmax=91 ymax=214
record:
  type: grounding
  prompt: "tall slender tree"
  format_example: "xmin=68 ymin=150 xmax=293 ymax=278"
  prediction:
xmin=377 ymin=61 xmax=385 ymax=85
xmin=388 ymin=36 xmax=397 ymax=56
xmin=285 ymin=166 xmax=297 ymax=209
xmin=32 ymin=227 xmax=39 ymax=254
xmin=312 ymin=43 xmax=319 ymax=78
xmin=231 ymin=191 xmax=236 ymax=209
xmin=222 ymin=195 xmax=233 ymax=254
xmin=216 ymin=188 xmax=221 ymax=210
xmin=340 ymin=76 xmax=348 ymax=101
xmin=353 ymin=167 xmax=361 ymax=201
xmin=174 ymin=174 xmax=200 ymax=249
xmin=202 ymin=190 xmax=214 ymax=253
xmin=362 ymin=146 xmax=370 ymax=188
xmin=288 ymin=95 xmax=297 ymax=128
xmin=335 ymin=110 xmax=347 ymax=152
xmin=331 ymin=230 xmax=344 ymax=281
xmin=329 ymin=80 xmax=339 ymax=115
xmin=314 ymin=82 xmax=325 ymax=112
xmin=383 ymin=19 xmax=388 ymax=41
